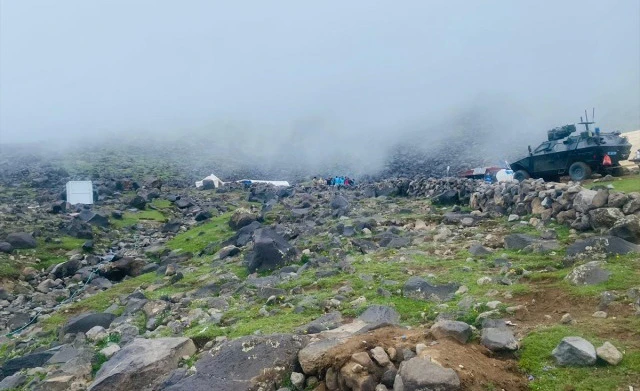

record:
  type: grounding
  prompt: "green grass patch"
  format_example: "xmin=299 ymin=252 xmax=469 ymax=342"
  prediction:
xmin=66 ymin=272 xmax=158 ymax=314
xmin=151 ymin=198 xmax=173 ymax=209
xmin=112 ymin=209 xmax=167 ymax=228
xmin=167 ymin=213 xmax=233 ymax=254
xmin=0 ymin=262 xmax=20 ymax=279
xmin=185 ymin=306 xmax=320 ymax=344
xmin=519 ymin=325 xmax=640 ymax=390
xmin=5 ymin=237 xmax=87 ymax=275
xmin=96 ymin=333 xmax=121 ymax=349
xmin=586 ymin=176 xmax=640 ymax=193
xmin=564 ymin=254 xmax=640 ymax=297
xmin=92 ymin=353 xmax=108 ymax=375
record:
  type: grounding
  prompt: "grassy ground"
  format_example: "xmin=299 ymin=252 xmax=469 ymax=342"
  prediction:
xmin=111 ymin=209 xmax=167 ymax=228
xmin=5 ymin=194 xmax=640 ymax=390
xmin=585 ymin=175 xmax=640 ymax=193
xmin=520 ymin=326 xmax=640 ymax=391
xmin=0 ymin=236 xmax=87 ymax=278
xmin=166 ymin=212 xmax=233 ymax=253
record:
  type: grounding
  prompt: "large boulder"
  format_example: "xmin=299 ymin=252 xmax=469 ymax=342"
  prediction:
xmin=566 ymin=236 xmax=640 ymax=257
xmin=51 ymin=259 xmax=82 ymax=279
xmin=552 ymin=337 xmax=597 ymax=366
xmin=430 ymin=320 xmax=472 ymax=344
xmin=129 ymin=195 xmax=147 ymax=210
xmin=397 ymin=357 xmax=460 ymax=391
xmin=78 ymin=210 xmax=109 ymax=228
xmin=296 ymin=312 xmax=343 ymax=334
xmin=622 ymin=195 xmax=640 ymax=215
xmin=5 ymin=232 xmax=37 ymax=249
xmin=608 ymin=215 xmax=640 ymax=244
xmin=60 ymin=312 xmax=116 ymax=340
xmin=330 ymin=195 xmax=349 ymax=210
xmin=403 ymin=277 xmax=458 ymax=302
xmin=596 ymin=341 xmax=623 ymax=365
xmin=480 ymin=327 xmax=518 ymax=351
xmin=503 ymin=234 xmax=538 ymax=250
xmin=0 ymin=351 xmax=54 ymax=378
xmin=89 ymin=337 xmax=196 ymax=391
xmin=357 ymin=305 xmax=400 ymax=327
xmin=565 ymin=261 xmax=610 ymax=286
xmin=244 ymin=228 xmax=297 ymax=273
xmin=432 ymin=190 xmax=460 ymax=206
xmin=101 ymin=257 xmax=147 ymax=281
xmin=162 ymin=334 xmax=306 ymax=391
xmin=229 ymin=208 xmax=257 ymax=230
xmin=0 ymin=242 xmax=13 ymax=253
xmin=589 ymin=208 xmax=625 ymax=230
xmin=573 ymin=189 xmax=598 ymax=213
xmin=234 ymin=221 xmax=261 ymax=247
xmin=298 ymin=338 xmax=343 ymax=375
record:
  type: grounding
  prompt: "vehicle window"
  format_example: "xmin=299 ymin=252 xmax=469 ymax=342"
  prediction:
xmin=534 ymin=142 xmax=551 ymax=153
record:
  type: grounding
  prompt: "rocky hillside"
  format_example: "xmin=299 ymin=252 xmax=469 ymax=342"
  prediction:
xmin=0 ymin=169 xmax=639 ymax=390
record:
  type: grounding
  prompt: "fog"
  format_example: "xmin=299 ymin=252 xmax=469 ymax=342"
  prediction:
xmin=1 ymin=1 xmax=639 ymax=177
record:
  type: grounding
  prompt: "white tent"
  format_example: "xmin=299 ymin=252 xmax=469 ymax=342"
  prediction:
xmin=195 ymin=174 xmax=225 ymax=188
xmin=66 ymin=181 xmax=94 ymax=205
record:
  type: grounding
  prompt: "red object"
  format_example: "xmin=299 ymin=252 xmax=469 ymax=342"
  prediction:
xmin=603 ymin=155 xmax=612 ymax=166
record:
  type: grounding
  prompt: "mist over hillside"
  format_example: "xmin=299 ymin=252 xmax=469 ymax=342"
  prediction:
xmin=1 ymin=1 xmax=639 ymax=181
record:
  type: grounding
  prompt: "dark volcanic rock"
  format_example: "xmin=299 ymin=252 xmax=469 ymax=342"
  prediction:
xmin=101 ymin=257 xmax=147 ymax=281
xmin=432 ymin=190 xmax=459 ymax=205
xmin=296 ymin=312 xmax=343 ymax=334
xmin=62 ymin=219 xmax=94 ymax=239
xmin=565 ymin=261 xmax=611 ymax=286
xmin=129 ymin=195 xmax=147 ymax=210
xmin=90 ymin=337 xmax=196 ymax=391
xmin=504 ymin=234 xmax=538 ymax=250
xmin=175 ymin=199 xmax=193 ymax=209
xmin=403 ymin=277 xmax=459 ymax=302
xmin=234 ymin=221 xmax=261 ymax=247
xmin=229 ymin=209 xmax=257 ymax=230
xmin=244 ymin=228 xmax=297 ymax=273
xmin=59 ymin=312 xmax=116 ymax=339
xmin=162 ymin=334 xmax=307 ymax=391
xmin=608 ymin=215 xmax=640 ymax=244
xmin=0 ymin=242 xmax=13 ymax=253
xmin=195 ymin=210 xmax=212 ymax=222
xmin=357 ymin=305 xmax=400 ymax=326
xmin=566 ymin=236 xmax=639 ymax=257
xmin=0 ymin=351 xmax=54 ymax=378
xmin=51 ymin=259 xmax=82 ymax=279
xmin=162 ymin=221 xmax=182 ymax=233
xmin=330 ymin=195 xmax=349 ymax=210
xmin=5 ymin=232 xmax=37 ymax=249
xmin=78 ymin=210 xmax=109 ymax=228
xmin=469 ymin=244 xmax=492 ymax=256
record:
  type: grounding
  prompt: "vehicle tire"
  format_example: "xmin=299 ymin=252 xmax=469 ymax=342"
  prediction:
xmin=513 ymin=170 xmax=530 ymax=182
xmin=610 ymin=166 xmax=626 ymax=177
xmin=568 ymin=162 xmax=592 ymax=181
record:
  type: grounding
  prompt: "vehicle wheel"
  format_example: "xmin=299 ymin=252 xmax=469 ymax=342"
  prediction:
xmin=610 ymin=166 xmax=626 ymax=177
xmin=513 ymin=170 xmax=530 ymax=182
xmin=569 ymin=162 xmax=592 ymax=181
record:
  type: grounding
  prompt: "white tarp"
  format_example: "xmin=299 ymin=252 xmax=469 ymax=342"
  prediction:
xmin=66 ymin=181 xmax=94 ymax=205
xmin=237 ymin=179 xmax=290 ymax=187
xmin=195 ymin=174 xmax=225 ymax=188
xmin=496 ymin=169 xmax=515 ymax=183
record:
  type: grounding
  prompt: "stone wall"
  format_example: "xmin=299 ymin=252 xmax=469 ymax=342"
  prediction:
xmin=373 ymin=177 xmax=640 ymax=244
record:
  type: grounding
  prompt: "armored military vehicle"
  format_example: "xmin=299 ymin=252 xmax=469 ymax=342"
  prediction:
xmin=510 ymin=111 xmax=632 ymax=182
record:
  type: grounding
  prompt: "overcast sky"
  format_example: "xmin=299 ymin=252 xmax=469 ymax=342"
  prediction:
xmin=1 ymin=0 xmax=639 ymax=148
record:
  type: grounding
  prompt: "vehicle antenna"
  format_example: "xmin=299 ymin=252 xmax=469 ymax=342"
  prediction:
xmin=578 ymin=109 xmax=594 ymax=134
